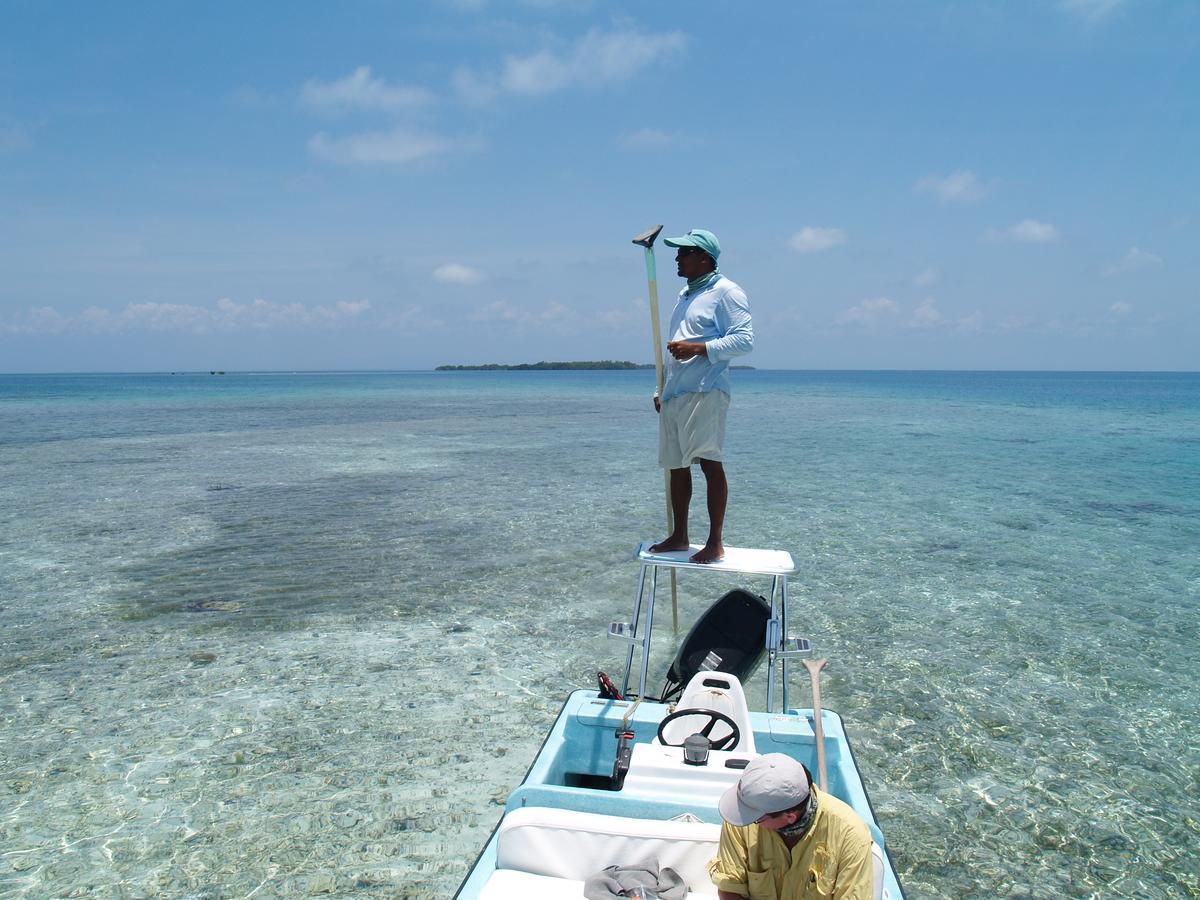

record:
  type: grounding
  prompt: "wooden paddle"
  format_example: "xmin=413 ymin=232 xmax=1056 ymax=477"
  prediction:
xmin=803 ymin=657 xmax=829 ymax=791
xmin=633 ymin=224 xmax=679 ymax=632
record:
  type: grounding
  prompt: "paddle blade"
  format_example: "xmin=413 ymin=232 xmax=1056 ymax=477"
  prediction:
xmin=632 ymin=224 xmax=663 ymax=248
xmin=802 ymin=658 xmax=828 ymax=676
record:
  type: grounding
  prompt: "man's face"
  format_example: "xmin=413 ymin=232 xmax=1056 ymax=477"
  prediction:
xmin=675 ymin=246 xmax=712 ymax=280
xmin=754 ymin=808 xmax=799 ymax=832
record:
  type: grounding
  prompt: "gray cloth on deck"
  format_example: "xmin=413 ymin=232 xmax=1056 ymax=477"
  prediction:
xmin=582 ymin=856 xmax=688 ymax=899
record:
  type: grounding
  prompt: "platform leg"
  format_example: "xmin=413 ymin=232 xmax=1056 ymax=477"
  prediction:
xmin=639 ymin=565 xmax=659 ymax=699
xmin=766 ymin=578 xmax=778 ymax=713
xmin=780 ymin=576 xmax=790 ymax=711
xmin=621 ymin=564 xmax=649 ymax=697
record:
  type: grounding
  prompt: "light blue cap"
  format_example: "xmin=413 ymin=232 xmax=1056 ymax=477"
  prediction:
xmin=664 ymin=229 xmax=720 ymax=262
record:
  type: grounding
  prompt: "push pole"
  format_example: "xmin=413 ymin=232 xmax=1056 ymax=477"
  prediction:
xmin=631 ymin=224 xmax=678 ymax=633
xmin=803 ymin=657 xmax=830 ymax=791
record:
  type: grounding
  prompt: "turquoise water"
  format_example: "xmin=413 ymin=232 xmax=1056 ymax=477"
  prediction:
xmin=1 ymin=370 xmax=1197 ymax=898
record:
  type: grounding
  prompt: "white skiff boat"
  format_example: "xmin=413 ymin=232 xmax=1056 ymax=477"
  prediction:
xmin=455 ymin=542 xmax=904 ymax=899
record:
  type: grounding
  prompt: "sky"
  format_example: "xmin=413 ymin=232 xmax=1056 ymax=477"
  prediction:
xmin=1 ymin=0 xmax=1196 ymax=373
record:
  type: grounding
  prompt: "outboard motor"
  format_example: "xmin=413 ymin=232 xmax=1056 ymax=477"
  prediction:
xmin=661 ymin=588 xmax=770 ymax=702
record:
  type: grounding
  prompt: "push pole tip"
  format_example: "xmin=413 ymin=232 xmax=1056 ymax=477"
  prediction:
xmin=632 ymin=225 xmax=663 ymax=248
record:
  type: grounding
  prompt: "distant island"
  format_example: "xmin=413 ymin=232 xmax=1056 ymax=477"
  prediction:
xmin=436 ymin=360 xmax=754 ymax=371
xmin=436 ymin=360 xmax=650 ymax=371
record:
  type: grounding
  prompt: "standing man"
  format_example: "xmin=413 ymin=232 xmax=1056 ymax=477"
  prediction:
xmin=650 ymin=228 xmax=753 ymax=564
xmin=710 ymin=754 xmax=875 ymax=899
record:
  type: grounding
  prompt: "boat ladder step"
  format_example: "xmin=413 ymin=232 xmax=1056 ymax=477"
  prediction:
xmin=777 ymin=636 xmax=814 ymax=660
xmin=607 ymin=622 xmax=641 ymax=645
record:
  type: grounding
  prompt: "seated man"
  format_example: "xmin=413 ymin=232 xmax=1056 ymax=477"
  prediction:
xmin=710 ymin=754 xmax=873 ymax=899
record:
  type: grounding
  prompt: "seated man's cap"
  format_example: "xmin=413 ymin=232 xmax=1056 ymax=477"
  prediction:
xmin=664 ymin=229 xmax=721 ymax=262
xmin=718 ymin=753 xmax=811 ymax=826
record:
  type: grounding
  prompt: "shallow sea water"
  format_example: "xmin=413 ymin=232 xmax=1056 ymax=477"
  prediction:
xmin=1 ymin=371 xmax=1197 ymax=898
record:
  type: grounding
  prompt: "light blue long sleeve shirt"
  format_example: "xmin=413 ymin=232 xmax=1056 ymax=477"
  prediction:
xmin=659 ymin=274 xmax=753 ymax=402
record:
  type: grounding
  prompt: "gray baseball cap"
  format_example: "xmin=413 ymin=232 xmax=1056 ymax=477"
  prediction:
xmin=718 ymin=753 xmax=812 ymax=826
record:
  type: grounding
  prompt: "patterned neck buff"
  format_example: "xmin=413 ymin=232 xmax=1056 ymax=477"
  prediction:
xmin=776 ymin=790 xmax=819 ymax=840
xmin=687 ymin=267 xmax=722 ymax=293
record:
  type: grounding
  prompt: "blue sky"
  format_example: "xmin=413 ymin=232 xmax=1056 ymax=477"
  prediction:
xmin=1 ymin=0 xmax=1196 ymax=372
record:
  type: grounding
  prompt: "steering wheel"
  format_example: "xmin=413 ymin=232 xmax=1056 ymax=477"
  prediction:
xmin=656 ymin=708 xmax=741 ymax=751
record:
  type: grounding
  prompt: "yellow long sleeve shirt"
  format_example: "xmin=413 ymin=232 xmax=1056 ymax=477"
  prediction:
xmin=708 ymin=788 xmax=874 ymax=899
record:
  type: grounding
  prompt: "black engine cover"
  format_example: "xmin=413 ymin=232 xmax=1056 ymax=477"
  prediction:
xmin=665 ymin=588 xmax=770 ymax=697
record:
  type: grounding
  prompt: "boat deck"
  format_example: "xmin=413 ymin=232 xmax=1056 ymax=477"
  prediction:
xmin=456 ymin=690 xmax=903 ymax=898
xmin=454 ymin=542 xmax=904 ymax=898
xmin=509 ymin=691 xmax=881 ymax=839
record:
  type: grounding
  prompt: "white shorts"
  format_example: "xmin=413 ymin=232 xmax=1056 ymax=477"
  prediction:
xmin=658 ymin=390 xmax=730 ymax=469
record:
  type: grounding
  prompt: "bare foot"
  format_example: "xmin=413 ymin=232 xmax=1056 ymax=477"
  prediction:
xmin=649 ymin=536 xmax=690 ymax=553
xmin=689 ymin=542 xmax=725 ymax=564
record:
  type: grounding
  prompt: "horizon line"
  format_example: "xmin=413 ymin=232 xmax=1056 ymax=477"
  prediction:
xmin=2 ymin=368 xmax=1198 ymax=377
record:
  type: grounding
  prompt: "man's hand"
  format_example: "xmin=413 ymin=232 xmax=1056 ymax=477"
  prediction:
xmin=667 ymin=340 xmax=707 ymax=360
xmin=653 ymin=395 xmax=661 ymax=413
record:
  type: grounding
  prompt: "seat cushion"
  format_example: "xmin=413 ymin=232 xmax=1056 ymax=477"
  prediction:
xmin=495 ymin=807 xmax=720 ymax=894
xmin=476 ymin=869 xmax=586 ymax=899
xmin=477 ymin=868 xmax=717 ymax=899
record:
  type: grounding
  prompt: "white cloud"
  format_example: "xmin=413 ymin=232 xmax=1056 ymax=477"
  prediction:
xmin=956 ymin=311 xmax=985 ymax=334
xmin=788 ymin=227 xmax=846 ymax=254
xmin=457 ymin=26 xmax=686 ymax=100
xmin=913 ymin=267 xmax=940 ymax=288
xmin=470 ymin=300 xmax=519 ymax=323
xmin=336 ymin=300 xmax=372 ymax=316
xmin=1110 ymin=301 xmax=1132 ymax=316
xmin=127 ymin=301 xmax=215 ymax=331
xmin=301 ymin=67 xmax=434 ymax=112
xmin=309 ymin=128 xmax=472 ymax=165
xmin=915 ymin=170 xmax=988 ymax=203
xmin=211 ymin=297 xmax=371 ymax=328
xmin=510 ymin=28 xmax=685 ymax=93
xmin=470 ymin=300 xmax=571 ymax=326
xmin=380 ymin=304 xmax=445 ymax=331
xmin=1 ymin=298 xmax=372 ymax=335
xmin=297 ymin=68 xmax=467 ymax=167
xmin=835 ymin=297 xmax=899 ymax=326
xmin=434 ymin=263 xmax=485 ymax=285
xmin=824 ymin=297 xmax=988 ymax=333
xmin=0 ymin=305 xmax=61 ymax=334
xmin=595 ymin=298 xmax=644 ymax=328
xmin=499 ymin=49 xmax=574 ymax=95
xmin=1102 ymin=246 xmax=1162 ymax=277
xmin=998 ymin=315 xmax=1035 ymax=334
xmin=911 ymin=298 xmax=943 ymax=327
xmin=991 ymin=219 xmax=1060 ymax=243
xmin=464 ymin=297 xmax=641 ymax=334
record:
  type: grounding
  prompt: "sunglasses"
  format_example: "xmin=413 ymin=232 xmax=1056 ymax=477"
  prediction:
xmin=676 ymin=247 xmax=707 ymax=257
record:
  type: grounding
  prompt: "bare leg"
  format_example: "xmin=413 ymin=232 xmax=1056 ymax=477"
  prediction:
xmin=691 ymin=458 xmax=727 ymax=563
xmin=649 ymin=467 xmax=692 ymax=552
